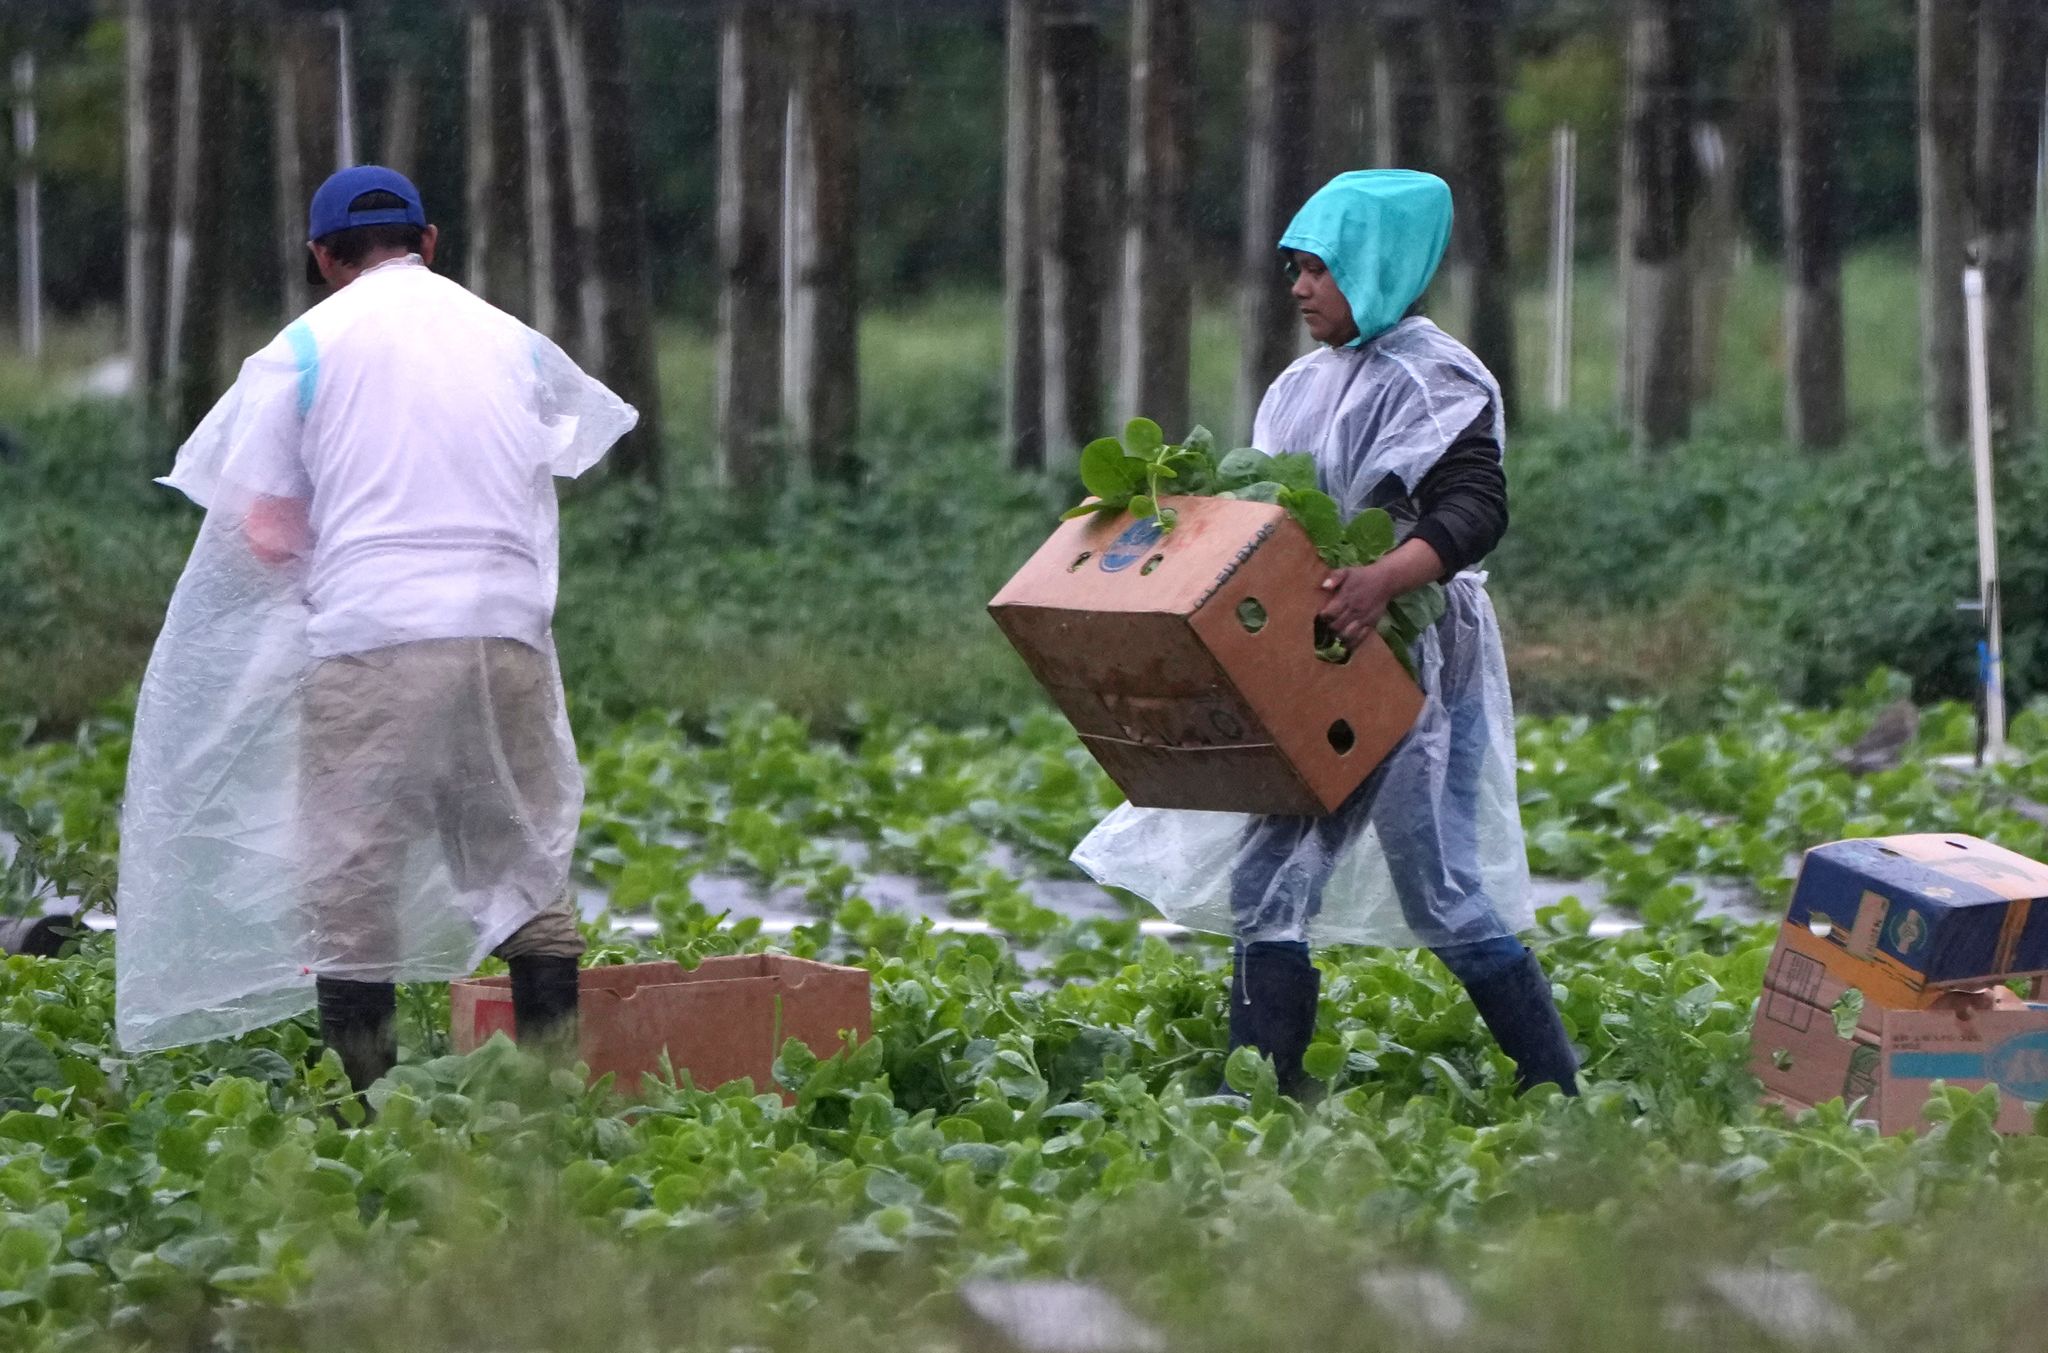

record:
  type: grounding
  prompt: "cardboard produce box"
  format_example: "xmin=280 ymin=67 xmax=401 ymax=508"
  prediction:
xmin=1778 ymin=834 xmax=2048 ymax=1008
xmin=987 ymin=497 xmax=1424 ymax=816
xmin=1750 ymin=935 xmax=2046 ymax=1134
xmin=450 ymin=955 xmax=871 ymax=1098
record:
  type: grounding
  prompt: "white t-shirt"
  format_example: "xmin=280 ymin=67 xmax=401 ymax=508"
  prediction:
xmin=248 ymin=258 xmax=566 ymax=658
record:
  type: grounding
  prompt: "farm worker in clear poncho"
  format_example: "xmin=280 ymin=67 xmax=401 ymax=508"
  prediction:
xmin=1073 ymin=170 xmax=1579 ymax=1099
xmin=115 ymin=166 xmax=637 ymax=1092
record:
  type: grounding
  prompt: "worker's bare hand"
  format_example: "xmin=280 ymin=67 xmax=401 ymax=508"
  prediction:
xmin=1318 ymin=565 xmax=1395 ymax=652
xmin=245 ymin=496 xmax=310 ymax=566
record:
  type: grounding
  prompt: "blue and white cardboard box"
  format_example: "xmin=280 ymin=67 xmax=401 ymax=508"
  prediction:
xmin=1779 ymin=834 xmax=2048 ymax=1008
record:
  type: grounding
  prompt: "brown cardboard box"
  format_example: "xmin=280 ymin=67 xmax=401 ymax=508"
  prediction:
xmin=987 ymin=496 xmax=1424 ymax=816
xmin=1749 ymin=935 xmax=2046 ymax=1134
xmin=450 ymin=956 xmax=872 ymax=1098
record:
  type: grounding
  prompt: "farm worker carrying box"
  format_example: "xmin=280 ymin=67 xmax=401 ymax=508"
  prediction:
xmin=1073 ymin=170 xmax=1578 ymax=1099
xmin=114 ymin=166 xmax=638 ymax=1093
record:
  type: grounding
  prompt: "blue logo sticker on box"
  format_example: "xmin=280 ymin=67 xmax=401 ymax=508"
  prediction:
xmin=1099 ymin=518 xmax=1166 ymax=574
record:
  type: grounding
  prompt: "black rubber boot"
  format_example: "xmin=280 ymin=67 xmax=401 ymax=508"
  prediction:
xmin=315 ymin=978 xmax=397 ymax=1097
xmin=509 ymin=956 xmax=582 ymax=1065
xmin=1226 ymin=943 xmax=1322 ymax=1100
xmin=1463 ymin=950 xmax=1580 ymax=1096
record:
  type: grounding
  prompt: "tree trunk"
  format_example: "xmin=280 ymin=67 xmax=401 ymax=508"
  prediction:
xmin=1435 ymin=0 xmax=1515 ymax=411
xmin=379 ymin=56 xmax=421 ymax=176
xmin=1237 ymin=0 xmax=1314 ymax=442
xmin=1919 ymin=0 xmax=1974 ymax=453
xmin=784 ymin=0 xmax=859 ymax=484
xmin=274 ymin=9 xmax=341 ymax=319
xmin=529 ymin=3 xmax=581 ymax=354
xmin=1974 ymin=0 xmax=2048 ymax=442
xmin=573 ymin=0 xmax=661 ymax=483
xmin=167 ymin=4 xmax=231 ymax=439
xmin=1688 ymin=122 xmax=1738 ymax=402
xmin=14 ymin=54 xmax=42 ymax=361
xmin=549 ymin=0 xmax=606 ymax=371
xmin=1039 ymin=7 xmax=1106 ymax=468
xmin=466 ymin=8 xmax=497 ymax=299
xmin=467 ymin=5 xmax=531 ymax=314
xmin=1371 ymin=10 xmax=1435 ymax=171
xmin=1114 ymin=0 xmax=1192 ymax=437
xmin=126 ymin=0 xmax=177 ymax=414
xmin=1312 ymin=6 xmax=1373 ymax=183
xmin=1621 ymin=0 xmax=1700 ymax=452
xmin=1002 ymin=0 xmax=1045 ymax=470
xmin=1779 ymin=0 xmax=1845 ymax=449
xmin=714 ymin=0 xmax=784 ymax=493
xmin=523 ymin=10 xmax=559 ymax=341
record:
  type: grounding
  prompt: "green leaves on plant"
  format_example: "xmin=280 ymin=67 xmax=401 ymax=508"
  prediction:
xmin=1080 ymin=437 xmax=1144 ymax=501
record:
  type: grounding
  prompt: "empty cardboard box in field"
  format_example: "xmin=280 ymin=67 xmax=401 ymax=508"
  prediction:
xmin=987 ymin=497 xmax=1424 ymax=816
xmin=449 ymin=955 xmax=871 ymax=1098
xmin=1779 ymin=834 xmax=2048 ymax=1008
xmin=1750 ymin=930 xmax=2047 ymax=1135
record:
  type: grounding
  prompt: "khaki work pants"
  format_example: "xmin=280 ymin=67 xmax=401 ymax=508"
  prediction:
xmin=298 ymin=637 xmax=586 ymax=974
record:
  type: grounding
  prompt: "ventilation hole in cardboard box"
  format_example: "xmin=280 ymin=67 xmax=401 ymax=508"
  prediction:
xmin=1140 ymin=554 xmax=1165 ymax=576
xmin=1312 ymin=616 xmax=1353 ymax=665
xmin=1236 ymin=598 xmax=1267 ymax=633
xmin=1067 ymin=551 xmax=1093 ymax=572
xmin=1327 ymin=720 xmax=1356 ymax=755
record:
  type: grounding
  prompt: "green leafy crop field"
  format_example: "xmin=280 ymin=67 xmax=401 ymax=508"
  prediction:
xmin=8 ymin=679 xmax=2048 ymax=1351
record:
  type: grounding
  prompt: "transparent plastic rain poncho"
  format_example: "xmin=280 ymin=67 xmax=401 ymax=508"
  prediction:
xmin=115 ymin=262 xmax=636 ymax=1052
xmin=1072 ymin=172 xmax=1531 ymax=950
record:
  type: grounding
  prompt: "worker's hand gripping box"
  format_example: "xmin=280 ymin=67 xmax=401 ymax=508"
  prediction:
xmin=1775 ymin=834 xmax=2048 ymax=1008
xmin=987 ymin=498 xmax=1424 ymax=816
xmin=450 ymin=955 xmax=872 ymax=1100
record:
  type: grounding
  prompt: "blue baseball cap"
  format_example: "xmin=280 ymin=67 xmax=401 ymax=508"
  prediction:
xmin=308 ymin=164 xmax=426 ymax=241
xmin=305 ymin=165 xmax=427 ymax=284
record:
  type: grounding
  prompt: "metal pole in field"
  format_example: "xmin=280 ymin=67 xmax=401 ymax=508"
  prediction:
xmin=1963 ymin=265 xmax=2007 ymax=763
xmin=1546 ymin=123 xmax=1576 ymax=411
xmin=13 ymin=53 xmax=41 ymax=361
xmin=329 ymin=10 xmax=356 ymax=167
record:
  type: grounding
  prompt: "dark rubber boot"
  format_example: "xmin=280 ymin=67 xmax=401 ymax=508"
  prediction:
xmin=1226 ymin=943 xmax=1322 ymax=1099
xmin=1464 ymin=950 xmax=1580 ymax=1096
xmin=315 ymin=978 xmax=397 ymax=1096
xmin=509 ymin=955 xmax=582 ymax=1065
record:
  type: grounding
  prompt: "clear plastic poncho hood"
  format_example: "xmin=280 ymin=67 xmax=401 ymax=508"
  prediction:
xmin=115 ymin=264 xmax=636 ymax=1051
xmin=1071 ymin=316 xmax=1531 ymax=950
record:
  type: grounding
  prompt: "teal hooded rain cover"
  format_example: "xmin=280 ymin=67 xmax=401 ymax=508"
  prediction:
xmin=1279 ymin=169 xmax=1453 ymax=347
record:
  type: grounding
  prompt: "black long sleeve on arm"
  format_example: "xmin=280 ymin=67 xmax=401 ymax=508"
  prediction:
xmin=1406 ymin=407 xmax=1507 ymax=579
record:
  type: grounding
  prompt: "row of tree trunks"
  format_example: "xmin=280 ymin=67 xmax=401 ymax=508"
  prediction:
xmin=1235 ymin=0 xmax=1313 ymax=443
xmin=1778 ymin=0 xmax=1844 ymax=449
xmin=1115 ymin=0 xmax=1192 ymax=437
xmin=784 ymin=0 xmax=860 ymax=484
